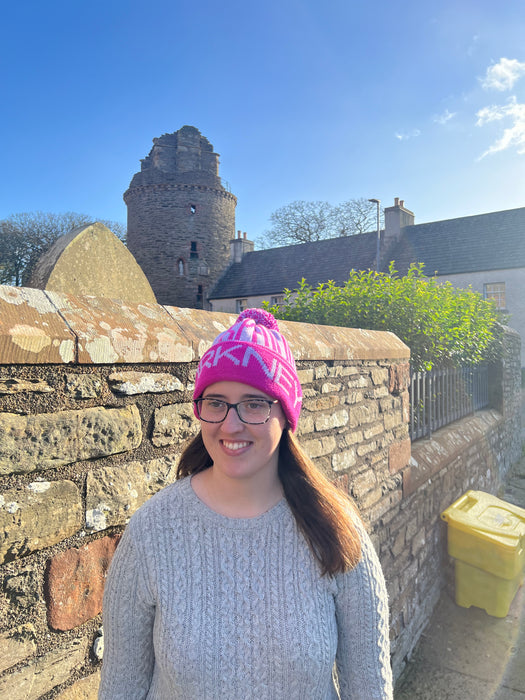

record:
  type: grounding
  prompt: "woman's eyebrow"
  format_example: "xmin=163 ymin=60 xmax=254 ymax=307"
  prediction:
xmin=202 ymin=393 xmax=268 ymax=400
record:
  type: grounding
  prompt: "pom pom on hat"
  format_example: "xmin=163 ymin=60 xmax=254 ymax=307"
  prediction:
xmin=194 ymin=308 xmax=302 ymax=431
xmin=236 ymin=307 xmax=280 ymax=331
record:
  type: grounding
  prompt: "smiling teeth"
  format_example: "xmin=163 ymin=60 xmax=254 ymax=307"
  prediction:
xmin=223 ymin=441 xmax=250 ymax=450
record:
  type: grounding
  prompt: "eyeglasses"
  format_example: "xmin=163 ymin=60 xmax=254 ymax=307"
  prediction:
xmin=194 ymin=397 xmax=279 ymax=424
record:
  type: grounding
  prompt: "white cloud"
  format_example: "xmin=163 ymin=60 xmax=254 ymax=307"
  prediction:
xmin=394 ymin=129 xmax=421 ymax=141
xmin=434 ymin=109 xmax=456 ymax=125
xmin=476 ymin=96 xmax=525 ymax=158
xmin=481 ymin=57 xmax=525 ymax=91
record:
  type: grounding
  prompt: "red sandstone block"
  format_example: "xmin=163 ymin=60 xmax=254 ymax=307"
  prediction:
xmin=389 ymin=438 xmax=411 ymax=475
xmin=389 ymin=363 xmax=410 ymax=395
xmin=333 ymin=473 xmax=349 ymax=494
xmin=45 ymin=535 xmax=120 ymax=631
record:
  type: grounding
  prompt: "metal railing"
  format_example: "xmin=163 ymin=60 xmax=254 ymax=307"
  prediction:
xmin=410 ymin=364 xmax=489 ymax=440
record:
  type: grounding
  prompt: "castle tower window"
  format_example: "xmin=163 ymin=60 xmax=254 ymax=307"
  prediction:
xmin=196 ymin=284 xmax=203 ymax=304
xmin=190 ymin=204 xmax=196 ymax=214
xmin=190 ymin=241 xmax=199 ymax=259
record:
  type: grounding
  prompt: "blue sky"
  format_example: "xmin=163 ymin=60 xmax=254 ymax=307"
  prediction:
xmin=1 ymin=0 xmax=524 ymax=239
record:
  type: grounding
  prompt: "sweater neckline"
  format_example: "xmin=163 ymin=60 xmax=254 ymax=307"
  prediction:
xmin=183 ymin=475 xmax=288 ymax=530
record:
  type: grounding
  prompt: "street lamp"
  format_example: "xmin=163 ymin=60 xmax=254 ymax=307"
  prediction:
xmin=368 ymin=198 xmax=381 ymax=272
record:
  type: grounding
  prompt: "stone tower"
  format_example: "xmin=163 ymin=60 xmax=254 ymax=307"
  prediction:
xmin=125 ymin=126 xmax=237 ymax=308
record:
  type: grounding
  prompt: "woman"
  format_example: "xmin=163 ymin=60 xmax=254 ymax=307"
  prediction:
xmin=99 ymin=309 xmax=393 ymax=699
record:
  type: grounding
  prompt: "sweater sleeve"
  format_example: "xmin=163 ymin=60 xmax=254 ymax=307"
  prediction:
xmin=334 ymin=522 xmax=393 ymax=699
xmin=98 ymin=519 xmax=156 ymax=700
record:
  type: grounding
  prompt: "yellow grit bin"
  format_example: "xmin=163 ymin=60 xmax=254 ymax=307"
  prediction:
xmin=441 ymin=490 xmax=525 ymax=617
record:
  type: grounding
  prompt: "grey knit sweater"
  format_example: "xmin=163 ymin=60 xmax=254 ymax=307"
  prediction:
xmin=99 ymin=477 xmax=393 ymax=699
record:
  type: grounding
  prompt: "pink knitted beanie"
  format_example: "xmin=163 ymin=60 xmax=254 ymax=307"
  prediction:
xmin=193 ymin=309 xmax=302 ymax=431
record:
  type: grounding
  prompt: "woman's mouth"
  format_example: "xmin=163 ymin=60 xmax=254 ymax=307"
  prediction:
xmin=221 ymin=440 xmax=251 ymax=452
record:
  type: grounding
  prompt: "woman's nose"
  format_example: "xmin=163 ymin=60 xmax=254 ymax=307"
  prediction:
xmin=221 ymin=405 xmax=244 ymax=432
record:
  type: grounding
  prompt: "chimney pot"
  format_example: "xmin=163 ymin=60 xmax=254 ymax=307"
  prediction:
xmin=237 ymin=230 xmax=241 ymax=238
xmin=243 ymin=232 xmax=247 ymax=239
xmin=394 ymin=197 xmax=399 ymax=207
xmin=400 ymin=200 xmax=404 ymax=208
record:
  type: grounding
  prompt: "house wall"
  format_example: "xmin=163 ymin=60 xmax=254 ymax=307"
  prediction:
xmin=0 ymin=286 xmax=520 ymax=698
xmin=436 ymin=268 xmax=525 ymax=367
xmin=211 ymin=293 xmax=280 ymax=313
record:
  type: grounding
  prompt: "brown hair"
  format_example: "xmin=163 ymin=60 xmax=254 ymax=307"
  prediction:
xmin=177 ymin=429 xmax=361 ymax=576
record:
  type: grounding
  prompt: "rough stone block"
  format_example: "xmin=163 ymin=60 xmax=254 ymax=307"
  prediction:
xmin=357 ymin=441 xmax=377 ymax=457
xmin=0 ymin=378 xmax=54 ymax=395
xmin=152 ymin=402 xmax=198 ymax=446
xmin=296 ymin=414 xmax=314 ymax=436
xmin=348 ymin=402 xmax=379 ymax=427
xmin=54 ymin=671 xmax=101 ymax=700
xmin=345 ymin=390 xmax=364 ymax=405
xmin=304 ymin=395 xmax=340 ymax=412
xmin=356 ymin=486 xmax=383 ymax=509
xmin=370 ymin=367 xmax=389 ymax=386
xmin=108 ymin=371 xmax=184 ymax=395
xmin=302 ymin=436 xmax=337 ymax=459
xmin=0 ymin=405 xmax=141 ymax=475
xmin=0 ymin=623 xmax=37 ymax=673
xmin=389 ymin=438 xmax=411 ymax=474
xmin=314 ymin=409 xmax=349 ymax=432
xmin=384 ymin=411 xmax=402 ymax=431
xmin=363 ymin=423 xmax=384 ymax=440
xmin=46 ymin=536 xmax=120 ymax=630
xmin=332 ymin=449 xmax=356 ymax=472
xmin=296 ymin=368 xmax=314 ymax=384
xmin=314 ymin=365 xmax=328 ymax=379
xmin=66 ymin=374 xmax=103 ymax=399
xmin=3 ymin=568 xmax=40 ymax=608
xmin=321 ymin=381 xmax=341 ymax=394
xmin=0 ymin=480 xmax=82 ymax=563
xmin=85 ymin=454 xmax=178 ymax=530
xmin=0 ymin=638 xmax=85 ymax=700
xmin=351 ymin=470 xmax=377 ymax=499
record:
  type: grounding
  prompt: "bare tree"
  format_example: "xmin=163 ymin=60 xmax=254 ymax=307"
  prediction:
xmin=333 ymin=197 xmax=381 ymax=236
xmin=255 ymin=198 xmax=381 ymax=248
xmin=0 ymin=212 xmax=126 ymax=287
xmin=258 ymin=201 xmax=337 ymax=247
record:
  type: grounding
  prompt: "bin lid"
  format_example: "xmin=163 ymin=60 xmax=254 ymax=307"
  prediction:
xmin=441 ymin=490 xmax=525 ymax=551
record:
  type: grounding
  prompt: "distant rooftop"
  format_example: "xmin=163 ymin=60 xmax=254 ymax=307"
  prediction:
xmin=211 ymin=205 xmax=525 ymax=299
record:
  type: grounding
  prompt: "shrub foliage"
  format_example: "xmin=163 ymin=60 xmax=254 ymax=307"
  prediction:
xmin=264 ymin=263 xmax=504 ymax=370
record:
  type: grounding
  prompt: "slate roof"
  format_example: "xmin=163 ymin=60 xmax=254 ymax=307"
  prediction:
xmin=210 ymin=206 xmax=525 ymax=299
xmin=389 ymin=206 xmax=525 ymax=276
xmin=210 ymin=233 xmax=378 ymax=299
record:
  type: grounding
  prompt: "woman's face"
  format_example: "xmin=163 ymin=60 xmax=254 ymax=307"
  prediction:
xmin=199 ymin=381 xmax=286 ymax=484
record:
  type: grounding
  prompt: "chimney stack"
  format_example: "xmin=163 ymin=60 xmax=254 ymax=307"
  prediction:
xmin=383 ymin=197 xmax=415 ymax=249
xmin=230 ymin=230 xmax=255 ymax=263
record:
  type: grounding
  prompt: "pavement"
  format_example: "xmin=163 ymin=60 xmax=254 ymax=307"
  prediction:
xmin=394 ymin=392 xmax=525 ymax=699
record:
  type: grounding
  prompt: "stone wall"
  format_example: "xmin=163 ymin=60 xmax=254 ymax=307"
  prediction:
xmin=0 ymin=285 xmax=521 ymax=698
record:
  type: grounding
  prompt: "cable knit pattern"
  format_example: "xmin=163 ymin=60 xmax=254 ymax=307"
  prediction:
xmin=99 ymin=477 xmax=393 ymax=699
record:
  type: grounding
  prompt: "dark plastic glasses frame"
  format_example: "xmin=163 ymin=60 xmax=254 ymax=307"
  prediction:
xmin=194 ymin=398 xmax=279 ymax=424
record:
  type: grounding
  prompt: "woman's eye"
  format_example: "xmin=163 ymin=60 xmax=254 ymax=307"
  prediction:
xmin=245 ymin=401 xmax=265 ymax=411
xmin=206 ymin=400 xmax=225 ymax=409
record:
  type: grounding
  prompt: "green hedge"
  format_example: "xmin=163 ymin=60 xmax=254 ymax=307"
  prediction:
xmin=265 ymin=263 xmax=504 ymax=371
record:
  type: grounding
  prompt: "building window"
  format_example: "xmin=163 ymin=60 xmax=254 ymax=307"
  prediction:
xmin=196 ymin=285 xmax=203 ymax=305
xmin=190 ymin=204 xmax=197 ymax=214
xmin=484 ymin=282 xmax=506 ymax=309
xmin=190 ymin=241 xmax=199 ymax=259
xmin=236 ymin=299 xmax=248 ymax=313
xmin=270 ymin=295 xmax=284 ymax=306
xmin=177 ymin=259 xmax=185 ymax=276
